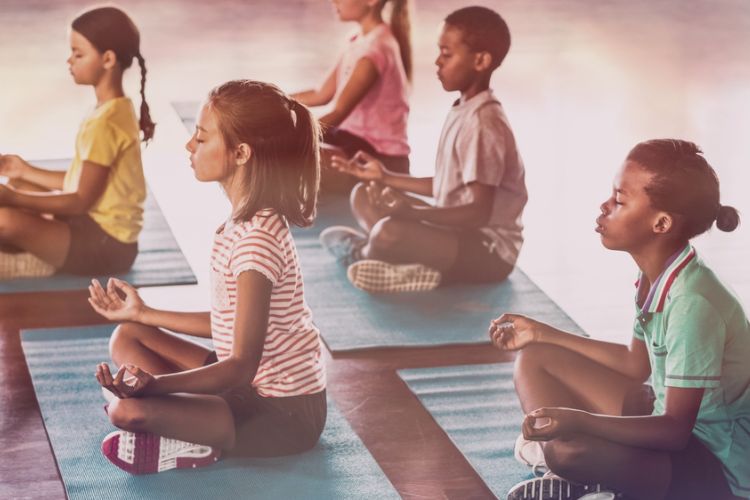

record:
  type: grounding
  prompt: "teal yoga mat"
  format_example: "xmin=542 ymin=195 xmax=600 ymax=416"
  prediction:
xmin=399 ymin=363 xmax=534 ymax=499
xmin=174 ymin=101 xmax=582 ymax=352
xmin=21 ymin=324 xmax=398 ymax=500
xmin=0 ymin=159 xmax=196 ymax=293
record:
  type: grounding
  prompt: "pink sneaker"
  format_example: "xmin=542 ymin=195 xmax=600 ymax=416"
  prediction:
xmin=101 ymin=430 xmax=220 ymax=474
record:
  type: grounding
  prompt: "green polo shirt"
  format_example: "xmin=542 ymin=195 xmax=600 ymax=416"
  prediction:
xmin=633 ymin=244 xmax=750 ymax=497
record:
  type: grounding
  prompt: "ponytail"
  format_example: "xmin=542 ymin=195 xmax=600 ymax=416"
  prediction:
xmin=287 ymin=100 xmax=320 ymax=226
xmin=136 ymin=54 xmax=156 ymax=143
xmin=387 ymin=0 xmax=412 ymax=81
xmin=716 ymin=205 xmax=740 ymax=232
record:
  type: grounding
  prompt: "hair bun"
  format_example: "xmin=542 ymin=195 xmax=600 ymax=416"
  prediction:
xmin=716 ymin=204 xmax=740 ymax=232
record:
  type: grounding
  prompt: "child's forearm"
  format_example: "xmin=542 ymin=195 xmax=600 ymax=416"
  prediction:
xmin=147 ymin=355 xmax=259 ymax=396
xmin=399 ymin=201 xmax=489 ymax=227
xmin=20 ymin=164 xmax=66 ymax=191
xmin=382 ymin=172 xmax=433 ymax=196
xmin=136 ymin=307 xmax=212 ymax=338
xmin=578 ymin=412 xmax=694 ymax=451
xmin=539 ymin=328 xmax=648 ymax=381
xmin=4 ymin=188 xmax=93 ymax=215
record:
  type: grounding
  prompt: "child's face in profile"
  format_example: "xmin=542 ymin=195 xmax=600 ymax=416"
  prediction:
xmin=185 ymin=104 xmax=232 ymax=183
xmin=596 ymin=161 xmax=662 ymax=252
xmin=435 ymin=23 xmax=480 ymax=93
xmin=67 ymin=30 xmax=105 ymax=85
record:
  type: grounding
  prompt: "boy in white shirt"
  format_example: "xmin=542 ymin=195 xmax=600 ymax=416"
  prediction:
xmin=322 ymin=6 xmax=527 ymax=293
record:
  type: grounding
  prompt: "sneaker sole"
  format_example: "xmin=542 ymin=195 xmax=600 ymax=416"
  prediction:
xmin=347 ymin=260 xmax=441 ymax=293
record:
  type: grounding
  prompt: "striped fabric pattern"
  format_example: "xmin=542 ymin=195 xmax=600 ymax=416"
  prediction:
xmin=636 ymin=244 xmax=696 ymax=313
xmin=210 ymin=209 xmax=325 ymax=397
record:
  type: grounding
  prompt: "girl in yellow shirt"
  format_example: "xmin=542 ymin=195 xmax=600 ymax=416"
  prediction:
xmin=0 ymin=6 xmax=154 ymax=278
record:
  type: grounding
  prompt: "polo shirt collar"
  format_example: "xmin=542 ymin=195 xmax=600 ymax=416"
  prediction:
xmin=636 ymin=244 xmax=696 ymax=314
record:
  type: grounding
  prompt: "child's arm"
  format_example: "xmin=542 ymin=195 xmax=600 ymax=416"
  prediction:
xmin=490 ymin=313 xmax=652 ymax=383
xmin=523 ymin=386 xmax=703 ymax=451
xmin=0 ymin=154 xmax=66 ymax=191
xmin=89 ymin=278 xmax=212 ymax=338
xmin=332 ymin=151 xmax=433 ymax=196
xmin=0 ymin=161 xmax=108 ymax=215
xmin=292 ymin=65 xmax=338 ymax=107
xmin=103 ymin=270 xmax=272 ymax=397
xmin=318 ymin=58 xmax=379 ymax=128
xmin=387 ymin=182 xmax=495 ymax=227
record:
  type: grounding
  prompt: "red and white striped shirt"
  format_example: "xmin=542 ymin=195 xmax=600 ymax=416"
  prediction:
xmin=209 ymin=209 xmax=325 ymax=397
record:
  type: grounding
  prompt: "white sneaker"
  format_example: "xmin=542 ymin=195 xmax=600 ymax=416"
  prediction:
xmin=506 ymin=471 xmax=622 ymax=500
xmin=319 ymin=226 xmax=367 ymax=266
xmin=0 ymin=251 xmax=55 ymax=279
xmin=101 ymin=430 xmax=220 ymax=475
xmin=514 ymin=434 xmax=548 ymax=476
xmin=347 ymin=259 xmax=441 ymax=293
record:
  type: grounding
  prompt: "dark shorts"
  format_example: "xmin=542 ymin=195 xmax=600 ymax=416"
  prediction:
xmin=667 ymin=435 xmax=740 ymax=500
xmin=624 ymin=385 xmax=739 ymax=500
xmin=321 ymin=127 xmax=409 ymax=194
xmin=323 ymin=127 xmax=410 ymax=174
xmin=204 ymin=351 xmax=327 ymax=457
xmin=58 ymin=214 xmax=138 ymax=275
xmin=442 ymin=228 xmax=513 ymax=284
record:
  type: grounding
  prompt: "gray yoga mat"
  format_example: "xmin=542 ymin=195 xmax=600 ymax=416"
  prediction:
xmin=399 ymin=363 xmax=534 ymax=499
xmin=0 ymin=158 xmax=196 ymax=293
xmin=21 ymin=324 xmax=398 ymax=500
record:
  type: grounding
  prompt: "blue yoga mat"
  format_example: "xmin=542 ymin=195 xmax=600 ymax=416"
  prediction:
xmin=21 ymin=324 xmax=397 ymax=500
xmin=174 ymin=101 xmax=582 ymax=352
xmin=0 ymin=159 xmax=196 ymax=293
xmin=399 ymin=363 xmax=534 ymax=499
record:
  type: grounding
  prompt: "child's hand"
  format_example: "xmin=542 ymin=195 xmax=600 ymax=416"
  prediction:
xmin=0 ymin=154 xmax=28 ymax=180
xmin=0 ymin=184 xmax=10 ymax=205
xmin=88 ymin=278 xmax=145 ymax=322
xmin=331 ymin=151 xmax=385 ymax=181
xmin=376 ymin=186 xmax=409 ymax=216
xmin=96 ymin=362 xmax=155 ymax=399
xmin=522 ymin=407 xmax=586 ymax=441
xmin=488 ymin=313 xmax=543 ymax=350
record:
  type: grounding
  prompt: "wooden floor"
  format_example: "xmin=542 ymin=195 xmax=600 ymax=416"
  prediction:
xmin=0 ymin=291 xmax=514 ymax=499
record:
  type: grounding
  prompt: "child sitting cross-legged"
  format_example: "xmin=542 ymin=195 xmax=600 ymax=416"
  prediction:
xmin=320 ymin=6 xmax=527 ymax=293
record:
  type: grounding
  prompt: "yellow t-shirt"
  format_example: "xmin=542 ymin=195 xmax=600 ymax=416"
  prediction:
xmin=63 ymin=97 xmax=145 ymax=244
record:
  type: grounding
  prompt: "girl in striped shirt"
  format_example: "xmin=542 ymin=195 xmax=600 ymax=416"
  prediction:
xmin=88 ymin=80 xmax=326 ymax=474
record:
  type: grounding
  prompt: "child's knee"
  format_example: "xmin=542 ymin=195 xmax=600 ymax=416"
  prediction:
xmin=370 ymin=216 xmax=405 ymax=248
xmin=108 ymin=398 xmax=148 ymax=431
xmin=513 ymin=343 xmax=550 ymax=377
xmin=0 ymin=207 xmax=20 ymax=239
xmin=349 ymin=181 xmax=369 ymax=208
xmin=109 ymin=322 xmax=146 ymax=357
xmin=544 ymin=439 xmax=585 ymax=476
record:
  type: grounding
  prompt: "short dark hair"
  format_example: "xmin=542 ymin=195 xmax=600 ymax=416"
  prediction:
xmin=627 ymin=139 xmax=739 ymax=240
xmin=444 ymin=6 xmax=511 ymax=70
xmin=207 ymin=80 xmax=320 ymax=227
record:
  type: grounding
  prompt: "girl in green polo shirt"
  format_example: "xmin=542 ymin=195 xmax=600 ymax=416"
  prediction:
xmin=492 ymin=139 xmax=749 ymax=500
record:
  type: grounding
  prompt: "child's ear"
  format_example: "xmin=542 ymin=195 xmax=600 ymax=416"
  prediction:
xmin=474 ymin=51 xmax=493 ymax=72
xmin=235 ymin=143 xmax=252 ymax=166
xmin=653 ymin=213 xmax=674 ymax=234
xmin=102 ymin=50 xmax=118 ymax=70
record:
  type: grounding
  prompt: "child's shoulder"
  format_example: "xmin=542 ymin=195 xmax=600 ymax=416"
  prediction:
xmin=669 ymin=256 xmax=743 ymax=318
xmin=228 ymin=210 xmax=289 ymax=242
xmin=82 ymin=97 xmax=138 ymax=138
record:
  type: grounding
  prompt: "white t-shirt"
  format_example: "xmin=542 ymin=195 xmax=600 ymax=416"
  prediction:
xmin=335 ymin=23 xmax=410 ymax=156
xmin=433 ymin=89 xmax=528 ymax=266
xmin=210 ymin=209 xmax=326 ymax=398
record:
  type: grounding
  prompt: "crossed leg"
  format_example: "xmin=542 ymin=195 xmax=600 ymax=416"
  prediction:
xmin=349 ymin=182 xmax=460 ymax=272
xmin=514 ymin=343 xmax=674 ymax=499
xmin=0 ymin=207 xmax=71 ymax=267
xmin=105 ymin=323 xmax=236 ymax=449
